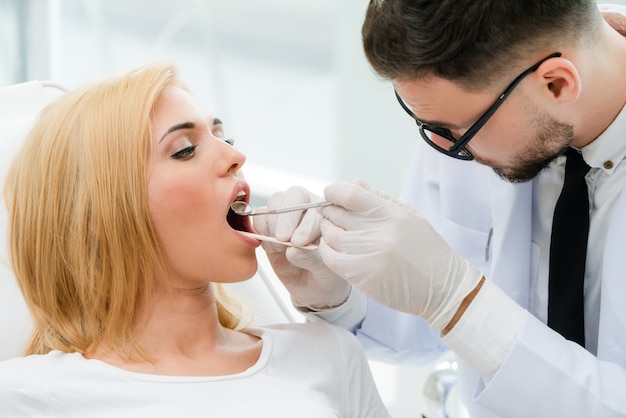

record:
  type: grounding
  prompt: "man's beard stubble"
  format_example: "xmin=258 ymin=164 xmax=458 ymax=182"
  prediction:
xmin=477 ymin=113 xmax=574 ymax=183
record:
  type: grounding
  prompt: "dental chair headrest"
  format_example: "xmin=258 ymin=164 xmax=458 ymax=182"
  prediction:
xmin=0 ymin=81 xmax=66 ymax=360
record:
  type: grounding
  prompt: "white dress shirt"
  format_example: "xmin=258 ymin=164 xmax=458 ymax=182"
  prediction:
xmin=531 ymin=104 xmax=626 ymax=355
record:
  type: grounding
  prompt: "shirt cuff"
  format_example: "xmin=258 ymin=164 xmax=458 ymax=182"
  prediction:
xmin=440 ymin=278 xmax=527 ymax=380
xmin=295 ymin=287 xmax=368 ymax=332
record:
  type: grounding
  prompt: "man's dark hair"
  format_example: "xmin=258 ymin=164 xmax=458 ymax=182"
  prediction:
xmin=362 ymin=0 xmax=600 ymax=90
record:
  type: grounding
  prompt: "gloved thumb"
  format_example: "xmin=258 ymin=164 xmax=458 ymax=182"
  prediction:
xmin=290 ymin=207 xmax=322 ymax=247
xmin=285 ymin=246 xmax=325 ymax=272
xmin=323 ymin=181 xmax=387 ymax=213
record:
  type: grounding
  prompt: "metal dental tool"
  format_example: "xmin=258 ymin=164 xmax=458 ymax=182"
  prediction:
xmin=237 ymin=231 xmax=319 ymax=250
xmin=230 ymin=200 xmax=332 ymax=216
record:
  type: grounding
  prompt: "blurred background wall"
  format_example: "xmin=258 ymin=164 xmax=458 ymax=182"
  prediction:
xmin=0 ymin=0 xmax=417 ymax=198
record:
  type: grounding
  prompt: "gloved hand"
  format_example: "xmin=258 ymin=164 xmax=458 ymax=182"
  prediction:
xmin=317 ymin=180 xmax=483 ymax=331
xmin=253 ymin=186 xmax=351 ymax=310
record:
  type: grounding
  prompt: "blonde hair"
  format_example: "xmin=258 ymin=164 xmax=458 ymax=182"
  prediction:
xmin=5 ymin=63 xmax=244 ymax=359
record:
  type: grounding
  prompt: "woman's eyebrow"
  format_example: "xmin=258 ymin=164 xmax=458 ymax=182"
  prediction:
xmin=213 ymin=117 xmax=223 ymax=126
xmin=159 ymin=121 xmax=196 ymax=142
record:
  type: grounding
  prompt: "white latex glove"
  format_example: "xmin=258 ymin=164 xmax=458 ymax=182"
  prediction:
xmin=253 ymin=186 xmax=351 ymax=310
xmin=317 ymin=180 xmax=483 ymax=331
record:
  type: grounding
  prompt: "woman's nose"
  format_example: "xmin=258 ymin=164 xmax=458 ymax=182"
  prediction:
xmin=220 ymin=140 xmax=246 ymax=174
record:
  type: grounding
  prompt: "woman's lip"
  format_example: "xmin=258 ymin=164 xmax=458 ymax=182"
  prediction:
xmin=236 ymin=230 xmax=262 ymax=248
xmin=229 ymin=180 xmax=250 ymax=208
xmin=227 ymin=180 xmax=255 ymax=234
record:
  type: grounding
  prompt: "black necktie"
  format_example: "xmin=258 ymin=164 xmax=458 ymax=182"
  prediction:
xmin=548 ymin=148 xmax=590 ymax=347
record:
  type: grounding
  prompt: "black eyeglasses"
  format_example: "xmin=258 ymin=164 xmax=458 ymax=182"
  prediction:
xmin=395 ymin=52 xmax=562 ymax=161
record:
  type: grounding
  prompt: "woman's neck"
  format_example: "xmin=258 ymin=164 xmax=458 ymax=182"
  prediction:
xmin=88 ymin=283 xmax=262 ymax=376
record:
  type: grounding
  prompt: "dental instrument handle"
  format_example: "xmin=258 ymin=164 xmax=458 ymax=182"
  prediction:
xmin=239 ymin=231 xmax=319 ymax=250
xmin=253 ymin=200 xmax=332 ymax=216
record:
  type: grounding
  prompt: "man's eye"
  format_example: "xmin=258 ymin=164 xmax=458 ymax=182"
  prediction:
xmin=449 ymin=129 xmax=463 ymax=139
xmin=172 ymin=145 xmax=197 ymax=160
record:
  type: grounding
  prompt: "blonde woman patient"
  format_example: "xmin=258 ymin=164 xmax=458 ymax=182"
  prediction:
xmin=0 ymin=63 xmax=389 ymax=417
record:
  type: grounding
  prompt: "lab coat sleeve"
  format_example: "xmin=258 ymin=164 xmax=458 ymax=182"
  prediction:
xmin=442 ymin=178 xmax=626 ymax=417
xmin=299 ymin=286 xmax=368 ymax=332
xmin=478 ymin=315 xmax=626 ymax=417
xmin=442 ymin=278 xmax=626 ymax=417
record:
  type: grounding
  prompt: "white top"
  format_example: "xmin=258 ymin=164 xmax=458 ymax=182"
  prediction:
xmin=0 ymin=322 xmax=389 ymax=418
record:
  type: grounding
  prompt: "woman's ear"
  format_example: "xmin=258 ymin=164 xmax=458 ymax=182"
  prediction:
xmin=535 ymin=57 xmax=581 ymax=103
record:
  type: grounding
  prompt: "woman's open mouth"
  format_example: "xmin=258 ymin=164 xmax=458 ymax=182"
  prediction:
xmin=227 ymin=190 xmax=254 ymax=233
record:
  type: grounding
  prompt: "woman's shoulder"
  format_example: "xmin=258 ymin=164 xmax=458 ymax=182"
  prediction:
xmin=0 ymin=351 xmax=74 ymax=414
xmin=256 ymin=320 xmax=353 ymax=336
xmin=0 ymin=350 xmax=84 ymax=384
xmin=1 ymin=350 xmax=69 ymax=370
xmin=251 ymin=321 xmax=361 ymax=353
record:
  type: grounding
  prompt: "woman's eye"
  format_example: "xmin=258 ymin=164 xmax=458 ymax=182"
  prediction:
xmin=224 ymin=137 xmax=235 ymax=145
xmin=171 ymin=145 xmax=197 ymax=160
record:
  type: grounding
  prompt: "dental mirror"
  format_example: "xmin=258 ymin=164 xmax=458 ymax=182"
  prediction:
xmin=230 ymin=200 xmax=332 ymax=216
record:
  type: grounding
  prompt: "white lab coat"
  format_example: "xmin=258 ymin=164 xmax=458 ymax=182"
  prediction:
xmin=356 ymin=140 xmax=626 ymax=417
xmin=354 ymin=6 xmax=626 ymax=415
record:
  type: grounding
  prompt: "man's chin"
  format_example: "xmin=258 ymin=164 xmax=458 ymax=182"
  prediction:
xmin=490 ymin=156 xmax=558 ymax=183
xmin=472 ymin=156 xmax=538 ymax=183
xmin=472 ymin=147 xmax=563 ymax=184
xmin=491 ymin=167 xmax=538 ymax=184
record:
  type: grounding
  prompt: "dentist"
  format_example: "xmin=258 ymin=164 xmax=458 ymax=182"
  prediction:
xmin=256 ymin=2 xmax=626 ymax=417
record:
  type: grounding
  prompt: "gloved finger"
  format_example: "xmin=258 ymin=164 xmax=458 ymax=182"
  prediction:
xmin=316 ymin=204 xmax=359 ymax=231
xmin=353 ymin=178 xmax=398 ymax=201
xmin=253 ymin=189 xmax=304 ymax=241
xmin=319 ymin=217 xmax=381 ymax=256
xmin=263 ymin=250 xmax=305 ymax=288
xmin=252 ymin=203 xmax=271 ymax=235
xmin=317 ymin=232 xmax=371 ymax=286
xmin=252 ymin=206 xmax=288 ymax=254
xmin=252 ymin=189 xmax=286 ymax=237
xmin=290 ymin=207 xmax=322 ymax=246
xmin=259 ymin=239 xmax=290 ymax=256
xmin=285 ymin=246 xmax=325 ymax=271
xmin=322 ymin=181 xmax=388 ymax=214
xmin=268 ymin=186 xmax=317 ymax=242
xmin=317 ymin=193 xmax=391 ymax=233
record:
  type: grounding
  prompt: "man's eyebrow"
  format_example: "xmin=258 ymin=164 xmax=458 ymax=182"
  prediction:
xmin=401 ymin=101 xmax=463 ymax=130
xmin=417 ymin=117 xmax=463 ymax=130
xmin=159 ymin=121 xmax=196 ymax=143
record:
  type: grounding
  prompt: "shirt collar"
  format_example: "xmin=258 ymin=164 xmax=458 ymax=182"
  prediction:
xmin=581 ymin=103 xmax=626 ymax=175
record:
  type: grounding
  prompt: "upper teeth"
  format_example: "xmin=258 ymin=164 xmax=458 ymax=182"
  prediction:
xmin=236 ymin=190 xmax=247 ymax=200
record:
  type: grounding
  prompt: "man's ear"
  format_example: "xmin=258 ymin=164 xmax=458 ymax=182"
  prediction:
xmin=535 ymin=57 xmax=581 ymax=103
xmin=603 ymin=10 xmax=626 ymax=37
